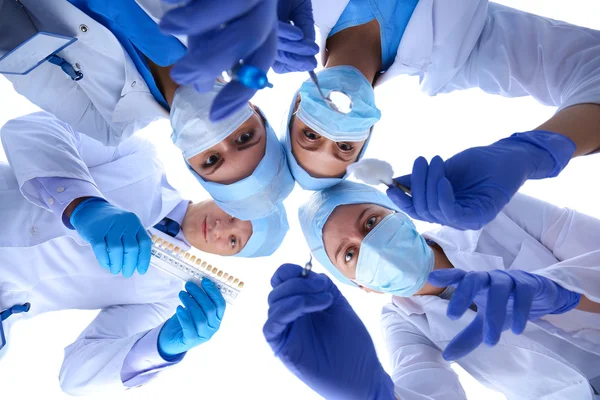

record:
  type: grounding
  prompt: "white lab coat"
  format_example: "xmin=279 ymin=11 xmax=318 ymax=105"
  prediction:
xmin=381 ymin=194 xmax=600 ymax=400
xmin=2 ymin=0 xmax=174 ymax=146
xmin=314 ymin=0 xmax=600 ymax=112
xmin=0 ymin=112 xmax=184 ymax=394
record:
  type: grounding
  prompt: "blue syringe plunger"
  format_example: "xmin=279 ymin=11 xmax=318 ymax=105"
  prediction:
xmin=233 ymin=64 xmax=273 ymax=90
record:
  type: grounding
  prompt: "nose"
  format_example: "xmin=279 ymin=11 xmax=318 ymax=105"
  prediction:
xmin=210 ymin=218 xmax=251 ymax=247
xmin=209 ymin=218 xmax=236 ymax=242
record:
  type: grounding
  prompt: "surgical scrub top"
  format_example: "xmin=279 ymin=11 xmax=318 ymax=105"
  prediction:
xmin=67 ymin=0 xmax=186 ymax=110
xmin=330 ymin=0 xmax=418 ymax=71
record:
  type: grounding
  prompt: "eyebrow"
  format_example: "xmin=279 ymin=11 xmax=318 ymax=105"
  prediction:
xmin=356 ymin=207 xmax=371 ymax=232
xmin=335 ymin=238 xmax=350 ymax=265
xmin=202 ymin=157 xmax=225 ymax=176
xmin=335 ymin=207 xmax=372 ymax=264
xmin=237 ymin=135 xmax=263 ymax=152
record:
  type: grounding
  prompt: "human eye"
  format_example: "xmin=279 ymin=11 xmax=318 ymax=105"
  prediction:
xmin=303 ymin=130 xmax=321 ymax=141
xmin=365 ymin=216 xmax=378 ymax=231
xmin=337 ymin=142 xmax=354 ymax=152
xmin=230 ymin=235 xmax=237 ymax=248
xmin=344 ymin=247 xmax=356 ymax=264
xmin=203 ymin=153 xmax=220 ymax=168
xmin=235 ymin=131 xmax=254 ymax=144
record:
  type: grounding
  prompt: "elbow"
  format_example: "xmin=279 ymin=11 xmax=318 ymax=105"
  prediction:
xmin=58 ymin=353 xmax=96 ymax=396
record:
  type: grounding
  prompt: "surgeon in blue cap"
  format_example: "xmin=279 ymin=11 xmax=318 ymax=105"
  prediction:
xmin=282 ymin=67 xmax=381 ymax=191
xmin=171 ymin=83 xmax=295 ymax=221
xmin=261 ymin=181 xmax=597 ymax=400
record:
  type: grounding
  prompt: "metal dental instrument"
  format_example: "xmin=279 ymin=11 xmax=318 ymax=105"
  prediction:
xmin=387 ymin=179 xmax=412 ymax=198
xmin=301 ymin=254 xmax=313 ymax=277
xmin=308 ymin=70 xmax=353 ymax=114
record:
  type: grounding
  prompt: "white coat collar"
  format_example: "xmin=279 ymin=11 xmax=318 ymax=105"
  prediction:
xmin=393 ymin=224 xmax=506 ymax=317
xmin=312 ymin=0 xmax=433 ymax=80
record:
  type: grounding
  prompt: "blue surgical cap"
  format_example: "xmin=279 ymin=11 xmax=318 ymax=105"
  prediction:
xmin=184 ymin=107 xmax=295 ymax=221
xmin=281 ymin=69 xmax=379 ymax=191
xmin=172 ymin=84 xmax=254 ymax=159
xmin=298 ymin=181 xmax=399 ymax=285
xmin=296 ymin=66 xmax=381 ymax=142
xmin=236 ymin=203 xmax=289 ymax=258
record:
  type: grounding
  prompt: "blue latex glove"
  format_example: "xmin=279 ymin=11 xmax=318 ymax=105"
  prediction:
xmin=428 ymin=269 xmax=581 ymax=361
xmin=160 ymin=0 xmax=278 ymax=121
xmin=275 ymin=0 xmax=319 ymax=73
xmin=70 ymin=198 xmax=151 ymax=277
xmin=388 ymin=131 xmax=576 ymax=230
xmin=158 ymin=280 xmax=226 ymax=359
xmin=263 ymin=264 xmax=396 ymax=400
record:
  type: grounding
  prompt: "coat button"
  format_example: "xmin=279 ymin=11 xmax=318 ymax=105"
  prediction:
xmin=79 ymin=24 xmax=88 ymax=33
xmin=56 ymin=187 xmax=65 ymax=193
xmin=47 ymin=198 xmax=55 ymax=205
xmin=29 ymin=226 xmax=39 ymax=236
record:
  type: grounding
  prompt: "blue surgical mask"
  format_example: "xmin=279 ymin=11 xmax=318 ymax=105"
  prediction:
xmin=299 ymin=181 xmax=400 ymax=286
xmin=296 ymin=66 xmax=381 ymax=142
xmin=356 ymin=213 xmax=434 ymax=297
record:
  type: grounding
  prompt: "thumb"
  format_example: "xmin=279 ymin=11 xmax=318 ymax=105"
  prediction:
xmin=277 ymin=21 xmax=303 ymax=41
xmin=271 ymin=263 xmax=306 ymax=288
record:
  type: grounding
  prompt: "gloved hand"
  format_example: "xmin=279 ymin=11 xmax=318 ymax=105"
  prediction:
xmin=275 ymin=0 xmax=319 ymax=73
xmin=388 ymin=131 xmax=576 ymax=230
xmin=263 ymin=264 xmax=396 ymax=400
xmin=428 ymin=268 xmax=581 ymax=361
xmin=70 ymin=198 xmax=151 ymax=277
xmin=160 ymin=0 xmax=278 ymax=121
xmin=158 ymin=280 xmax=226 ymax=359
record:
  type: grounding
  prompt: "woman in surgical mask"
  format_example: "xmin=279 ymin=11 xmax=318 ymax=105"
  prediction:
xmin=296 ymin=180 xmax=600 ymax=398
xmin=286 ymin=0 xmax=600 ymax=196
xmin=149 ymin=64 xmax=294 ymax=221
xmin=282 ymin=0 xmax=415 ymax=190
xmin=299 ymin=181 xmax=433 ymax=294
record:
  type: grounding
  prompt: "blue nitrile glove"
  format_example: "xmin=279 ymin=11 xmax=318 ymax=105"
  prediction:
xmin=387 ymin=131 xmax=576 ymax=230
xmin=70 ymin=198 xmax=151 ymax=278
xmin=263 ymin=264 xmax=396 ymax=400
xmin=275 ymin=0 xmax=319 ymax=73
xmin=158 ymin=280 xmax=226 ymax=359
xmin=428 ymin=269 xmax=581 ymax=361
xmin=160 ymin=0 xmax=278 ymax=121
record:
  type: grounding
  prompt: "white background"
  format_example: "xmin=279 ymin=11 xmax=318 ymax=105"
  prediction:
xmin=1 ymin=1 xmax=599 ymax=399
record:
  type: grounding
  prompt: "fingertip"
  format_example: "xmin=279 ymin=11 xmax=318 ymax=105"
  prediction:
xmin=447 ymin=312 xmax=461 ymax=321
xmin=138 ymin=263 xmax=149 ymax=275
xmin=484 ymin=334 xmax=501 ymax=347
xmin=442 ymin=350 xmax=456 ymax=362
xmin=179 ymin=290 xmax=190 ymax=301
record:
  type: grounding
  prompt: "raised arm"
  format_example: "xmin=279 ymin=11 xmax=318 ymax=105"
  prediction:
xmin=1 ymin=112 xmax=152 ymax=277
